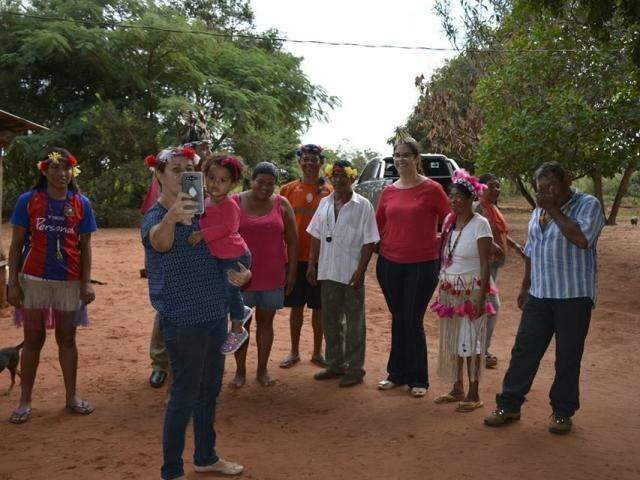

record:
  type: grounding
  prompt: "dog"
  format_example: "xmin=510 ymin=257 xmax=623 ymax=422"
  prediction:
xmin=631 ymin=216 xmax=638 ymax=227
xmin=0 ymin=342 xmax=23 ymax=395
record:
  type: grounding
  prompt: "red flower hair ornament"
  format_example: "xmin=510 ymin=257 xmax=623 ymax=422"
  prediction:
xmin=144 ymin=146 xmax=198 ymax=171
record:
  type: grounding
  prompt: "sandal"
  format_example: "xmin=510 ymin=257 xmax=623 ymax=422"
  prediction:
xmin=220 ymin=328 xmax=249 ymax=355
xmin=456 ymin=400 xmax=484 ymax=412
xmin=9 ymin=407 xmax=32 ymax=424
xmin=66 ymin=399 xmax=95 ymax=415
xmin=410 ymin=387 xmax=428 ymax=398
xmin=279 ymin=354 xmax=301 ymax=369
xmin=434 ymin=393 xmax=463 ymax=404
xmin=310 ymin=355 xmax=328 ymax=368
xmin=377 ymin=379 xmax=400 ymax=391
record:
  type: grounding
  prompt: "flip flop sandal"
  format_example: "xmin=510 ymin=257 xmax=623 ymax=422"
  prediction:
xmin=377 ymin=380 xmax=400 ymax=391
xmin=9 ymin=407 xmax=32 ymax=424
xmin=455 ymin=401 xmax=484 ymax=412
xmin=66 ymin=399 xmax=95 ymax=415
xmin=410 ymin=387 xmax=428 ymax=398
xmin=434 ymin=394 xmax=462 ymax=404
xmin=279 ymin=355 xmax=301 ymax=369
xmin=310 ymin=356 xmax=328 ymax=368
xmin=221 ymin=329 xmax=249 ymax=355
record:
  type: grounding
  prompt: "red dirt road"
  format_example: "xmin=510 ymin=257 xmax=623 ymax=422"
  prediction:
xmin=1 ymin=211 xmax=639 ymax=480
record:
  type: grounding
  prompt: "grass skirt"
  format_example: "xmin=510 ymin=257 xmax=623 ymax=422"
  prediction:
xmin=431 ymin=273 xmax=496 ymax=382
xmin=14 ymin=274 xmax=88 ymax=330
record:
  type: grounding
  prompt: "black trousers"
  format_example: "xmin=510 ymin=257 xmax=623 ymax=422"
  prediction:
xmin=497 ymin=295 xmax=592 ymax=417
xmin=376 ymin=255 xmax=439 ymax=389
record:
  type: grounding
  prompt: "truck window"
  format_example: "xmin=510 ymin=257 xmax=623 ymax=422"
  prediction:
xmin=359 ymin=159 xmax=380 ymax=182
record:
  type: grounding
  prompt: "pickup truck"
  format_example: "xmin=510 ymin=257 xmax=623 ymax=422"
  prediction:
xmin=354 ymin=154 xmax=460 ymax=208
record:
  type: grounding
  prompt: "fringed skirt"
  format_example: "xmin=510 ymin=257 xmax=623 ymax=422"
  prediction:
xmin=13 ymin=274 xmax=88 ymax=330
xmin=430 ymin=273 xmax=497 ymax=382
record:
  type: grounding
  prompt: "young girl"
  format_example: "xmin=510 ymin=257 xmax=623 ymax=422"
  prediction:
xmin=431 ymin=170 xmax=495 ymax=413
xmin=188 ymin=154 xmax=253 ymax=354
xmin=7 ymin=147 xmax=97 ymax=424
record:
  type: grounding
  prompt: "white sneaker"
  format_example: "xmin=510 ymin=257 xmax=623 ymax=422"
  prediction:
xmin=194 ymin=458 xmax=244 ymax=475
xmin=239 ymin=306 xmax=253 ymax=326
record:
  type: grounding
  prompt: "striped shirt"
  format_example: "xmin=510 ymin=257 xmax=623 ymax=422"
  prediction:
xmin=524 ymin=190 xmax=605 ymax=304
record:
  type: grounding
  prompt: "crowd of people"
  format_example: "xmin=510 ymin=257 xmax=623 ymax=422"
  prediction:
xmin=4 ymin=136 xmax=605 ymax=480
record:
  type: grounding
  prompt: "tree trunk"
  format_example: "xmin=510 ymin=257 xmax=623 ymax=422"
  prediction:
xmin=590 ymin=170 xmax=606 ymax=216
xmin=606 ymin=160 xmax=638 ymax=225
xmin=510 ymin=173 xmax=536 ymax=209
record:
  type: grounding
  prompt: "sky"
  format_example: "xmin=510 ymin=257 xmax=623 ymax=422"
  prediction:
xmin=251 ymin=0 xmax=455 ymax=156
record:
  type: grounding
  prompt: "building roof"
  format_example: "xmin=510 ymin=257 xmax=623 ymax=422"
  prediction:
xmin=0 ymin=109 xmax=48 ymax=133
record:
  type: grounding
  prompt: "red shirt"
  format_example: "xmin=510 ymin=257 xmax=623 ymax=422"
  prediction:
xmin=376 ymin=179 xmax=451 ymax=263
xmin=200 ymin=197 xmax=248 ymax=259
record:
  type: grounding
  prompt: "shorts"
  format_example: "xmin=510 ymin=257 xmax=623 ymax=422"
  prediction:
xmin=283 ymin=262 xmax=322 ymax=310
xmin=242 ymin=287 xmax=285 ymax=311
xmin=14 ymin=274 xmax=87 ymax=329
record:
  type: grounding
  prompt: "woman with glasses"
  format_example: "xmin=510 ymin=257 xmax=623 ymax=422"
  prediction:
xmin=375 ymin=136 xmax=451 ymax=397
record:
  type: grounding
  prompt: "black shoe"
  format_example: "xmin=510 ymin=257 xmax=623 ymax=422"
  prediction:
xmin=314 ymin=369 xmax=344 ymax=380
xmin=150 ymin=370 xmax=167 ymax=388
xmin=548 ymin=414 xmax=572 ymax=435
xmin=339 ymin=375 xmax=364 ymax=388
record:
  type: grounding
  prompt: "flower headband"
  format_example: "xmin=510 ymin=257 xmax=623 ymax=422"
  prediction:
xmin=324 ymin=163 xmax=358 ymax=180
xmin=452 ymin=169 xmax=486 ymax=197
xmin=37 ymin=151 xmax=81 ymax=177
xmin=144 ymin=146 xmax=198 ymax=170
xmin=218 ymin=155 xmax=244 ymax=181
xmin=296 ymin=144 xmax=325 ymax=159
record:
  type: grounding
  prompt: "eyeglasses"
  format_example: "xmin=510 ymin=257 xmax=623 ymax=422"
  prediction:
xmin=392 ymin=153 xmax=414 ymax=160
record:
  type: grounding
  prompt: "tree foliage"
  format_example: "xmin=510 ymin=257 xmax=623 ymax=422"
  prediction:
xmin=404 ymin=0 xmax=639 ymax=223
xmin=0 ymin=0 xmax=337 ymax=225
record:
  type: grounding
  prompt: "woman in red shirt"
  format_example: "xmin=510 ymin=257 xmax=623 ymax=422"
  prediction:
xmin=375 ymin=137 xmax=451 ymax=397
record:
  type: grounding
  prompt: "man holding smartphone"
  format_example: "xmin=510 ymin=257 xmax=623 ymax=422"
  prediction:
xmin=142 ymin=146 xmax=250 ymax=479
xmin=484 ymin=162 xmax=605 ymax=435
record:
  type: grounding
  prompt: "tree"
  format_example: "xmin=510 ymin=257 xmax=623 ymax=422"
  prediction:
xmin=0 ymin=0 xmax=336 ymax=224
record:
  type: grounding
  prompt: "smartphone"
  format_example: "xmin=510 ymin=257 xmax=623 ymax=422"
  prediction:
xmin=181 ymin=171 xmax=205 ymax=215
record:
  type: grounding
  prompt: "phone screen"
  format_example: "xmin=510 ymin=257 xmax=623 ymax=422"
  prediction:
xmin=181 ymin=171 xmax=205 ymax=215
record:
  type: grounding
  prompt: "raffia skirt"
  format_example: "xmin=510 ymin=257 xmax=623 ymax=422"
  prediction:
xmin=13 ymin=274 xmax=88 ymax=330
xmin=430 ymin=272 xmax=497 ymax=382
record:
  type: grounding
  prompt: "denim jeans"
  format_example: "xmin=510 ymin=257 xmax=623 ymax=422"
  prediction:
xmin=160 ymin=318 xmax=227 ymax=480
xmin=496 ymin=295 xmax=592 ymax=417
xmin=220 ymin=251 xmax=251 ymax=321
xmin=376 ymin=256 xmax=439 ymax=389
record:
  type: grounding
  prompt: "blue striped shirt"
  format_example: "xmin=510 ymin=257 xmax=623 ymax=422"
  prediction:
xmin=524 ymin=191 xmax=605 ymax=304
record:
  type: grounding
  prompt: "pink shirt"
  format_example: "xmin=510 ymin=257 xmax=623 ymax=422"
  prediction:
xmin=200 ymin=197 xmax=248 ymax=259
xmin=233 ymin=194 xmax=286 ymax=291
xmin=376 ymin=179 xmax=451 ymax=263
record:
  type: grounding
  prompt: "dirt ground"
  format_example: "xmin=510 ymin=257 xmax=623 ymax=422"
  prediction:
xmin=0 ymin=208 xmax=639 ymax=480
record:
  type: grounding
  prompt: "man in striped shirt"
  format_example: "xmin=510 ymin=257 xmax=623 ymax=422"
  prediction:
xmin=485 ymin=162 xmax=605 ymax=435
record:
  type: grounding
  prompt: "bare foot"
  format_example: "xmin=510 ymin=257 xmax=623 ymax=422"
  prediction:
xmin=229 ymin=372 xmax=246 ymax=389
xmin=257 ymin=371 xmax=275 ymax=387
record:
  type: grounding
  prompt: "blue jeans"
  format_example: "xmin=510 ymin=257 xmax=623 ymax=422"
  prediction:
xmin=160 ymin=318 xmax=227 ymax=480
xmin=220 ymin=251 xmax=251 ymax=321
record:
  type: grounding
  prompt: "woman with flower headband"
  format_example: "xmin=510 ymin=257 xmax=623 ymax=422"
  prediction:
xmin=6 ymin=147 xmax=97 ymax=424
xmin=141 ymin=146 xmax=249 ymax=479
xmin=431 ymin=170 xmax=494 ymax=413
xmin=375 ymin=135 xmax=451 ymax=398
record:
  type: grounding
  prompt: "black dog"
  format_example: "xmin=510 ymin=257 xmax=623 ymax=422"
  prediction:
xmin=631 ymin=216 xmax=638 ymax=227
xmin=0 ymin=342 xmax=23 ymax=395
